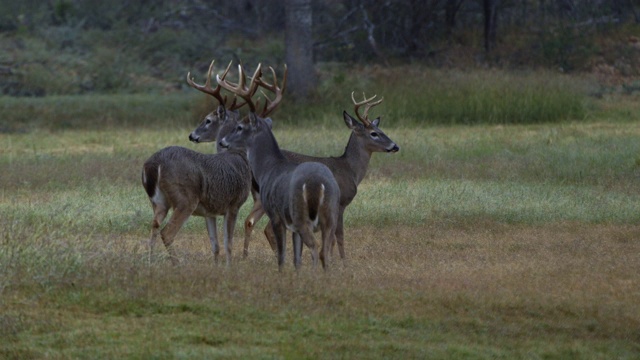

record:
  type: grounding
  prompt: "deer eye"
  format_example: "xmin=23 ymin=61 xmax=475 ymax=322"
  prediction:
xmin=236 ymin=125 xmax=243 ymax=131
xmin=370 ymin=132 xmax=379 ymax=139
xmin=205 ymin=119 xmax=212 ymax=124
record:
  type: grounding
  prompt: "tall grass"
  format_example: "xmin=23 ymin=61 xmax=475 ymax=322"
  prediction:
xmin=0 ymin=67 xmax=590 ymax=132
xmin=372 ymin=67 xmax=587 ymax=125
xmin=0 ymin=93 xmax=204 ymax=133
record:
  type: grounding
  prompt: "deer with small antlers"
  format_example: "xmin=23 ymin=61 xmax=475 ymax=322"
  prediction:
xmin=141 ymin=60 xmax=253 ymax=265
xmin=219 ymin=63 xmax=339 ymax=269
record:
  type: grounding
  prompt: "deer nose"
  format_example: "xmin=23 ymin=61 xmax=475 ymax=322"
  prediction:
xmin=219 ymin=139 xmax=229 ymax=149
xmin=387 ymin=144 xmax=399 ymax=153
xmin=189 ymin=133 xmax=199 ymax=143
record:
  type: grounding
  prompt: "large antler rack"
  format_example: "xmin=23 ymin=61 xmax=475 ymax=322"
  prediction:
xmin=255 ymin=65 xmax=287 ymax=117
xmin=186 ymin=60 xmax=228 ymax=106
xmin=351 ymin=91 xmax=383 ymax=127
xmin=216 ymin=62 xmax=262 ymax=113
xmin=186 ymin=60 xmax=246 ymax=111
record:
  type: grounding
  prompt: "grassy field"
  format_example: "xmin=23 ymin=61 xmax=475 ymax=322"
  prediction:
xmin=1 ymin=74 xmax=640 ymax=358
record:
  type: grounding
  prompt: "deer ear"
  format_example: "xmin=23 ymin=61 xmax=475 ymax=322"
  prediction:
xmin=263 ymin=117 xmax=273 ymax=129
xmin=343 ymin=111 xmax=360 ymax=129
xmin=371 ymin=117 xmax=380 ymax=127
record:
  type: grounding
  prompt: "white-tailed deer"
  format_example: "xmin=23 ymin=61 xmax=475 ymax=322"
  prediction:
xmin=189 ymin=92 xmax=400 ymax=262
xmin=141 ymin=60 xmax=253 ymax=265
xmin=187 ymin=61 xmax=272 ymax=259
xmin=219 ymin=64 xmax=339 ymax=269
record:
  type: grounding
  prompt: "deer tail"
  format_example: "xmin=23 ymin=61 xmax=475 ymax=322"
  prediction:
xmin=303 ymin=182 xmax=325 ymax=222
xmin=142 ymin=163 xmax=161 ymax=199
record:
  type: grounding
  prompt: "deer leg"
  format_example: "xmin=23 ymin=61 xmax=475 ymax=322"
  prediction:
xmin=292 ymin=232 xmax=303 ymax=269
xmin=148 ymin=202 xmax=169 ymax=261
xmin=263 ymin=221 xmax=278 ymax=253
xmin=335 ymin=210 xmax=346 ymax=261
xmin=321 ymin=224 xmax=337 ymax=270
xmin=223 ymin=208 xmax=240 ymax=266
xmin=205 ymin=217 xmax=220 ymax=262
xmin=243 ymin=192 xmax=265 ymax=258
xmin=270 ymin=219 xmax=287 ymax=270
xmin=298 ymin=228 xmax=318 ymax=269
xmin=160 ymin=205 xmax=195 ymax=265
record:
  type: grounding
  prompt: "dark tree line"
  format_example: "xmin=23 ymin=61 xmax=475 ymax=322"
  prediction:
xmin=2 ymin=0 xmax=637 ymax=61
xmin=1 ymin=0 xmax=639 ymax=97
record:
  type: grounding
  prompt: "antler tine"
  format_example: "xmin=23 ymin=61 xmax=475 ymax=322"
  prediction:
xmin=217 ymin=62 xmax=262 ymax=113
xmin=351 ymin=91 xmax=383 ymax=126
xmin=227 ymin=95 xmax=243 ymax=111
xmin=186 ymin=60 xmax=228 ymax=106
xmin=256 ymin=64 xmax=287 ymax=117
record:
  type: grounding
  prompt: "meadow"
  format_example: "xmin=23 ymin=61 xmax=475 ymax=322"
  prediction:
xmin=1 ymin=69 xmax=640 ymax=359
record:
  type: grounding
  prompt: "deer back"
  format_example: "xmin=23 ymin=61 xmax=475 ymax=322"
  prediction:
xmin=142 ymin=146 xmax=251 ymax=217
xmin=273 ymin=111 xmax=398 ymax=208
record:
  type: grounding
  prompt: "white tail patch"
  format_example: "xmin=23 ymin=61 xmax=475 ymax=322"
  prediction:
xmin=302 ymin=183 xmax=307 ymax=203
xmin=151 ymin=165 xmax=164 ymax=205
xmin=318 ymin=184 xmax=325 ymax=206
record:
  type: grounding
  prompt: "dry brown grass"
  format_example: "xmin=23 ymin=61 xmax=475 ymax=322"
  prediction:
xmin=113 ymin=220 xmax=640 ymax=343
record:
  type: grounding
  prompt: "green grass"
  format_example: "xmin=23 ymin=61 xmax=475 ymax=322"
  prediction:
xmin=0 ymin=93 xmax=204 ymax=133
xmin=1 ymin=66 xmax=591 ymax=134
xmin=2 ymin=109 xmax=640 ymax=358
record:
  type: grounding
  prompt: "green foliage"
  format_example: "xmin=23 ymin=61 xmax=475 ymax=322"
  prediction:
xmin=537 ymin=27 xmax=598 ymax=72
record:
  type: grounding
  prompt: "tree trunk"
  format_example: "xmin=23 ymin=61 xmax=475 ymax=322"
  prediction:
xmin=445 ymin=0 xmax=463 ymax=38
xmin=285 ymin=0 xmax=316 ymax=101
xmin=483 ymin=0 xmax=499 ymax=53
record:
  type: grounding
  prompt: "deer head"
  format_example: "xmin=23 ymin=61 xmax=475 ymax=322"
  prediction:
xmin=187 ymin=60 xmax=246 ymax=145
xmin=345 ymin=92 xmax=399 ymax=153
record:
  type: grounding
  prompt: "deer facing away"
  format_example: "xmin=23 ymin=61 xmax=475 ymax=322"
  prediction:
xmin=141 ymin=60 xmax=252 ymax=265
xmin=220 ymin=113 xmax=339 ymax=269
xmin=218 ymin=63 xmax=340 ymax=269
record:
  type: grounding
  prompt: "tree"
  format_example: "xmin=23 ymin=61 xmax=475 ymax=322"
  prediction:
xmin=285 ymin=0 xmax=316 ymax=100
xmin=483 ymin=0 xmax=499 ymax=53
xmin=445 ymin=0 xmax=464 ymax=38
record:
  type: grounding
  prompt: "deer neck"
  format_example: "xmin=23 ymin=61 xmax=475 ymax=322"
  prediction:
xmin=248 ymin=130 xmax=286 ymax=183
xmin=341 ymin=133 xmax=372 ymax=185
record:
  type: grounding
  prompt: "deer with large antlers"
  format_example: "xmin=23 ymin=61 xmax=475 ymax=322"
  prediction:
xmin=141 ymin=60 xmax=253 ymax=265
xmin=186 ymin=60 xmax=246 ymax=149
xmin=219 ymin=63 xmax=339 ymax=269
xmin=187 ymin=65 xmax=400 ymax=263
